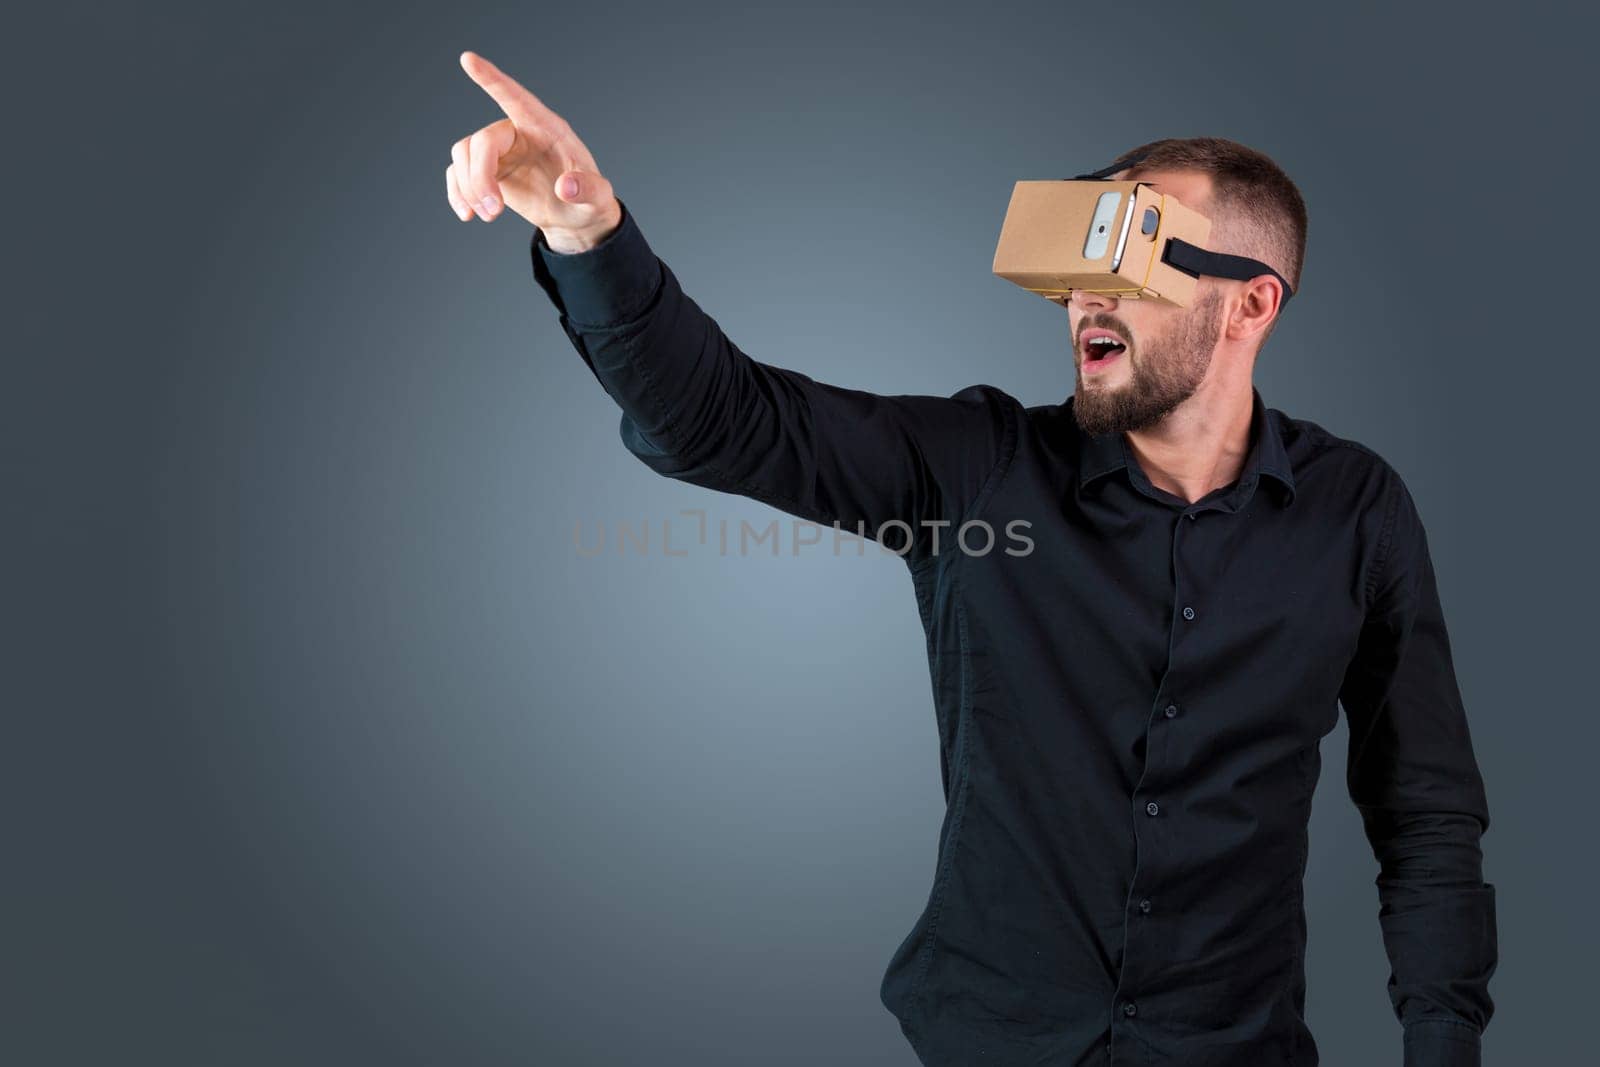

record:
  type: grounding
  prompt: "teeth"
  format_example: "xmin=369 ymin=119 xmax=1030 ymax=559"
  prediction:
xmin=1087 ymin=336 xmax=1123 ymax=347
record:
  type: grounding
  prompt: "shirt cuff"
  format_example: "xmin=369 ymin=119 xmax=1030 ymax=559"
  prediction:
xmin=529 ymin=197 xmax=662 ymax=327
xmin=1403 ymin=1018 xmax=1482 ymax=1067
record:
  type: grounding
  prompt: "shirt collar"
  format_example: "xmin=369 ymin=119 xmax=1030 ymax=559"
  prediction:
xmin=1074 ymin=385 xmax=1297 ymax=508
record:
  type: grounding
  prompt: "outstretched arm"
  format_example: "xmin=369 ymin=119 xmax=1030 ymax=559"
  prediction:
xmin=447 ymin=50 xmax=1015 ymax=558
xmin=530 ymin=199 xmax=1014 ymax=557
xmin=1338 ymin=469 xmax=1497 ymax=1067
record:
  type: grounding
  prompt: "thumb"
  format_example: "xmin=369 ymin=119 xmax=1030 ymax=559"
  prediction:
xmin=556 ymin=170 xmax=608 ymax=204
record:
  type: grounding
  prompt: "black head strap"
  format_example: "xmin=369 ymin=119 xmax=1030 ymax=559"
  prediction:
xmin=1068 ymin=149 xmax=1152 ymax=180
xmin=1160 ymin=240 xmax=1295 ymax=306
xmin=1065 ymin=153 xmax=1295 ymax=306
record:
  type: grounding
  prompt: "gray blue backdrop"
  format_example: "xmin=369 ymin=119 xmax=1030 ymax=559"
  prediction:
xmin=9 ymin=0 xmax=1595 ymax=1062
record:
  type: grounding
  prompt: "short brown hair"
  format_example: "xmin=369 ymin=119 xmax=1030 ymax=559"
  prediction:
xmin=1111 ymin=137 xmax=1307 ymax=340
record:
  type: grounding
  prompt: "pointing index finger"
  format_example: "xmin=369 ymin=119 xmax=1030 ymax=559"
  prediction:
xmin=459 ymin=50 xmax=545 ymax=125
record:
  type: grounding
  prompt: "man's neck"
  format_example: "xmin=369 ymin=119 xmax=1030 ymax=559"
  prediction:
xmin=1124 ymin=378 xmax=1255 ymax=505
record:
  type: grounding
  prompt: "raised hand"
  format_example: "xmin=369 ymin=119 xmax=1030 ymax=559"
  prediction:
xmin=447 ymin=51 xmax=623 ymax=252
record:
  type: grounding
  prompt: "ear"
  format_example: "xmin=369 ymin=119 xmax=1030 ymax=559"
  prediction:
xmin=1224 ymin=275 xmax=1284 ymax=346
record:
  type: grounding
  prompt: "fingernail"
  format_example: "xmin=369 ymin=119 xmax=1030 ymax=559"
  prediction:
xmin=480 ymin=194 xmax=498 ymax=213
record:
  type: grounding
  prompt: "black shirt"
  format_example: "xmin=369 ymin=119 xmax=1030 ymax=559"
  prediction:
xmin=527 ymin=198 xmax=1497 ymax=1067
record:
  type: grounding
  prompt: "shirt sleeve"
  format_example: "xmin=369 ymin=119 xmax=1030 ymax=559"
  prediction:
xmin=527 ymin=197 xmax=1016 ymax=559
xmin=1338 ymin=467 xmax=1498 ymax=1067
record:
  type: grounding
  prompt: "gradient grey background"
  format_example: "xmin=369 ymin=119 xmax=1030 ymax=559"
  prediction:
xmin=9 ymin=1 xmax=1597 ymax=1063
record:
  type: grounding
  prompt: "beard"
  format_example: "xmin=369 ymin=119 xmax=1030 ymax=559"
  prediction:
xmin=1071 ymin=287 xmax=1224 ymax=437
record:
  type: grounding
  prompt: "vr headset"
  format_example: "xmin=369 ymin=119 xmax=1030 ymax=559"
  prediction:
xmin=991 ymin=149 xmax=1295 ymax=309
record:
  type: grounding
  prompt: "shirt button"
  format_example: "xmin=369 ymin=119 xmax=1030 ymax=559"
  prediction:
xmin=1139 ymin=898 xmax=1152 ymax=913
xmin=1164 ymin=704 xmax=1178 ymax=718
xmin=1182 ymin=606 xmax=1195 ymax=620
xmin=1145 ymin=801 xmax=1160 ymax=816
xmin=1122 ymin=1001 xmax=1138 ymax=1017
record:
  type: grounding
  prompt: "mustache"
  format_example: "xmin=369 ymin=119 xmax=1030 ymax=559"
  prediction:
xmin=1077 ymin=316 xmax=1133 ymax=341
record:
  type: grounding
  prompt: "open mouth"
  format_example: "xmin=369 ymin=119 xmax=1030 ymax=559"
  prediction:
xmin=1084 ymin=338 xmax=1127 ymax=362
xmin=1080 ymin=330 xmax=1129 ymax=369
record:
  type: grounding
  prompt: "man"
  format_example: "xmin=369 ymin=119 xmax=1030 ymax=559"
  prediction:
xmin=446 ymin=50 xmax=1496 ymax=1067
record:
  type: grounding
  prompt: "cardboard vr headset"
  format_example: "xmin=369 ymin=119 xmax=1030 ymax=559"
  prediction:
xmin=992 ymin=150 xmax=1296 ymax=309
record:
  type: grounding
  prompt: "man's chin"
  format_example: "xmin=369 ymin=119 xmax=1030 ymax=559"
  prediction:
xmin=1076 ymin=369 xmax=1131 ymax=398
xmin=1072 ymin=380 xmax=1145 ymax=435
